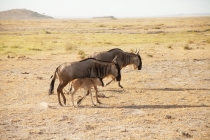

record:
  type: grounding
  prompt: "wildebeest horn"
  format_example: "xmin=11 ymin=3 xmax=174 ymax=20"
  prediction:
xmin=112 ymin=55 xmax=118 ymax=64
xmin=134 ymin=49 xmax=137 ymax=54
xmin=137 ymin=49 xmax=140 ymax=54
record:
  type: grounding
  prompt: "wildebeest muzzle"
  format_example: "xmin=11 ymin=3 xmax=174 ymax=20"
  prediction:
xmin=138 ymin=61 xmax=142 ymax=70
xmin=138 ymin=56 xmax=142 ymax=70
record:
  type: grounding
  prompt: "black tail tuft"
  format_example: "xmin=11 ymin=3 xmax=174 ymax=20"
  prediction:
xmin=49 ymin=78 xmax=55 ymax=95
xmin=49 ymin=68 xmax=57 ymax=95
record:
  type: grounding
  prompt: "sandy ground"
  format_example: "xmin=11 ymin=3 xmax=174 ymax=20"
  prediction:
xmin=0 ymin=43 xmax=210 ymax=140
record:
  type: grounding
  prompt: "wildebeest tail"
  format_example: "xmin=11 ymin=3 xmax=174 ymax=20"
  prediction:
xmin=49 ymin=67 xmax=58 ymax=95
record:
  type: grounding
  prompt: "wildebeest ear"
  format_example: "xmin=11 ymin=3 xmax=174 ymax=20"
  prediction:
xmin=112 ymin=55 xmax=118 ymax=64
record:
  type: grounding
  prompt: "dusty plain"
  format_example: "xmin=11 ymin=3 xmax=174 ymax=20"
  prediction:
xmin=0 ymin=17 xmax=210 ymax=139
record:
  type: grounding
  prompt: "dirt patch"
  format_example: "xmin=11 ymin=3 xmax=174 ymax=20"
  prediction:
xmin=0 ymin=51 xmax=210 ymax=139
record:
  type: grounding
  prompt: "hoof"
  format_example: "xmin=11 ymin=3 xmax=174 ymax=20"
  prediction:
xmin=119 ymin=85 xmax=123 ymax=88
xmin=97 ymin=101 xmax=102 ymax=104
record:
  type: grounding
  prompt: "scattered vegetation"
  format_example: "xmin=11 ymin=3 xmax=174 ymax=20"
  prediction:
xmin=207 ymin=39 xmax=210 ymax=44
xmin=78 ymin=50 xmax=87 ymax=59
xmin=184 ymin=45 xmax=192 ymax=50
xmin=0 ymin=17 xmax=209 ymax=56
xmin=154 ymin=26 xmax=161 ymax=29
xmin=65 ymin=43 xmax=77 ymax=51
xmin=43 ymin=30 xmax=51 ymax=34
xmin=146 ymin=53 xmax=153 ymax=57
xmin=187 ymin=40 xmax=194 ymax=44
xmin=29 ymin=48 xmax=42 ymax=51
xmin=97 ymin=24 xmax=107 ymax=28
xmin=167 ymin=44 xmax=172 ymax=49
xmin=130 ymin=49 xmax=135 ymax=53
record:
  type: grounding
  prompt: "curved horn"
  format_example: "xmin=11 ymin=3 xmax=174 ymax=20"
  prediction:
xmin=112 ymin=55 xmax=118 ymax=64
xmin=137 ymin=48 xmax=140 ymax=54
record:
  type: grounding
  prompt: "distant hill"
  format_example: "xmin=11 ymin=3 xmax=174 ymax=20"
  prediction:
xmin=0 ymin=9 xmax=53 ymax=20
xmin=93 ymin=16 xmax=116 ymax=19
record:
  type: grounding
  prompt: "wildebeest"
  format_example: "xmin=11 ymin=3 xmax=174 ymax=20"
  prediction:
xmin=49 ymin=56 xmax=121 ymax=106
xmin=69 ymin=78 xmax=103 ymax=107
xmin=89 ymin=48 xmax=142 ymax=88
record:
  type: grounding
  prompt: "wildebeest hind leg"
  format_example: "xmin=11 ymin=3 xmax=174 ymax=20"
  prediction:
xmin=57 ymin=82 xmax=68 ymax=106
xmin=90 ymin=90 xmax=96 ymax=106
xmin=118 ymin=81 xmax=123 ymax=88
xmin=61 ymin=90 xmax=66 ymax=105
xmin=57 ymin=88 xmax=63 ymax=106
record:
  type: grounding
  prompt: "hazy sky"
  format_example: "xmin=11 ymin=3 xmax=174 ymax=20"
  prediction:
xmin=0 ymin=0 xmax=210 ymax=18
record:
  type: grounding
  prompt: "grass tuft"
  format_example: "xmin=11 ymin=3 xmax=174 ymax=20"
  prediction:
xmin=167 ymin=44 xmax=172 ymax=49
xmin=184 ymin=45 xmax=192 ymax=50
xmin=146 ymin=53 xmax=153 ymax=57
xmin=78 ymin=50 xmax=87 ymax=59
xmin=43 ymin=30 xmax=51 ymax=34
xmin=65 ymin=43 xmax=77 ymax=51
xmin=29 ymin=48 xmax=42 ymax=51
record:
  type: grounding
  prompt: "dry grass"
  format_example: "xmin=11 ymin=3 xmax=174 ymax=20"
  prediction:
xmin=0 ymin=17 xmax=210 ymax=140
xmin=0 ymin=17 xmax=210 ymax=56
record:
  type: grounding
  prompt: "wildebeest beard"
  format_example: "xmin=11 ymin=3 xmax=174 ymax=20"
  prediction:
xmin=93 ymin=63 xmax=121 ymax=81
xmin=137 ymin=55 xmax=142 ymax=70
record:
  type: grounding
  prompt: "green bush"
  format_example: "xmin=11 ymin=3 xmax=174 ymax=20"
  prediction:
xmin=78 ymin=50 xmax=87 ymax=59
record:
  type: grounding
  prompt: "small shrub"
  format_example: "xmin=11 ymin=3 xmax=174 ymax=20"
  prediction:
xmin=167 ymin=44 xmax=172 ymax=49
xmin=188 ymin=40 xmax=194 ymax=44
xmin=184 ymin=45 xmax=191 ymax=50
xmin=154 ymin=26 xmax=161 ymax=29
xmin=207 ymin=39 xmax=210 ymax=44
xmin=97 ymin=24 xmax=106 ymax=27
xmin=147 ymin=54 xmax=153 ymax=57
xmin=104 ymin=42 xmax=113 ymax=45
xmin=11 ymin=45 xmax=21 ymax=48
xmin=130 ymin=49 xmax=135 ymax=53
xmin=65 ymin=43 xmax=77 ymax=51
xmin=78 ymin=50 xmax=85 ymax=55
xmin=43 ymin=30 xmax=51 ymax=34
xmin=79 ymin=54 xmax=86 ymax=59
xmin=29 ymin=48 xmax=42 ymax=51
xmin=78 ymin=50 xmax=87 ymax=59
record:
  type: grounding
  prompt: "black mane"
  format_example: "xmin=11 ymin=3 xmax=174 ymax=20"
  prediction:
xmin=79 ymin=57 xmax=113 ymax=63
xmin=79 ymin=58 xmax=97 ymax=62
xmin=107 ymin=48 xmax=123 ymax=52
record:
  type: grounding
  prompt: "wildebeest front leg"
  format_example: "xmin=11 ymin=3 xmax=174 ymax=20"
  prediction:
xmin=94 ymin=86 xmax=102 ymax=104
xmin=77 ymin=90 xmax=89 ymax=106
xmin=106 ymin=79 xmax=123 ymax=88
xmin=71 ymin=90 xmax=76 ymax=107
xmin=89 ymin=90 xmax=97 ymax=106
xmin=105 ymin=79 xmax=113 ymax=86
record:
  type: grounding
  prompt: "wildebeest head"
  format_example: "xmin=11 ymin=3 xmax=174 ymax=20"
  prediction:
xmin=132 ymin=49 xmax=142 ymax=70
xmin=111 ymin=56 xmax=121 ymax=81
